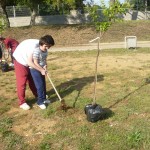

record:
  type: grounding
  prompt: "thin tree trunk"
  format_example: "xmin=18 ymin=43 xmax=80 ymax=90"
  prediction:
xmin=93 ymin=32 xmax=101 ymax=105
xmin=57 ymin=0 xmax=60 ymax=11
xmin=0 ymin=4 xmax=10 ymax=27
xmin=30 ymin=9 xmax=36 ymax=25
xmin=30 ymin=4 xmax=38 ymax=26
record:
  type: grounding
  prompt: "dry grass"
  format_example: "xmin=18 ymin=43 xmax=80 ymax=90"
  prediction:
xmin=2 ymin=20 xmax=150 ymax=46
xmin=0 ymin=21 xmax=150 ymax=149
xmin=0 ymin=48 xmax=150 ymax=149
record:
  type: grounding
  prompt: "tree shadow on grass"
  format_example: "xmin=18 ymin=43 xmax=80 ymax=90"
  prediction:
xmin=47 ymin=74 xmax=104 ymax=107
xmin=100 ymin=108 xmax=115 ymax=120
xmin=46 ymin=74 xmax=115 ymax=119
xmin=27 ymin=74 xmax=115 ymax=120
xmin=94 ymin=78 xmax=150 ymax=121
xmin=108 ymin=80 xmax=149 ymax=109
xmin=88 ymin=77 xmax=150 ymax=121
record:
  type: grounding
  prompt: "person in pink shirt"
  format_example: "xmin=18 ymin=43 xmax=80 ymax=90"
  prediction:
xmin=0 ymin=37 xmax=19 ymax=66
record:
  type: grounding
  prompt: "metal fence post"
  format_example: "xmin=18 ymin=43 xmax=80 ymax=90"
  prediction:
xmin=38 ymin=4 xmax=39 ymax=15
xmin=13 ymin=6 xmax=16 ymax=17
xmin=145 ymin=0 xmax=147 ymax=19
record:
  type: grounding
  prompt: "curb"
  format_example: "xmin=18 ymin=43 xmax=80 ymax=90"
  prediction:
xmin=50 ymin=41 xmax=150 ymax=52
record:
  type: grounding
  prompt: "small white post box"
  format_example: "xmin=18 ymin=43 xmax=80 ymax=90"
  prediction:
xmin=125 ymin=36 xmax=137 ymax=49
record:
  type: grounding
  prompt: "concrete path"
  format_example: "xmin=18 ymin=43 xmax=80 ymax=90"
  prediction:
xmin=50 ymin=41 xmax=150 ymax=51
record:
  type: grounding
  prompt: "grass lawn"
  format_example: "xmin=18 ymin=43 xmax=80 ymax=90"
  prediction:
xmin=0 ymin=48 xmax=150 ymax=150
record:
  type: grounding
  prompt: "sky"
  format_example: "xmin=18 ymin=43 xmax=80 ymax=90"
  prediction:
xmin=87 ymin=0 xmax=125 ymax=6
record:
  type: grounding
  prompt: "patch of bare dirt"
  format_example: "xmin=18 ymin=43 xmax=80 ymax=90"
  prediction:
xmin=5 ymin=106 xmax=82 ymax=146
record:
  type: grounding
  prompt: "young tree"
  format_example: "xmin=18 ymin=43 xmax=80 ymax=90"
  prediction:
xmin=87 ymin=0 xmax=130 ymax=104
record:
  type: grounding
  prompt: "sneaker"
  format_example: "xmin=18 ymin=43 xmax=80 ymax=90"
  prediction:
xmin=44 ymin=99 xmax=51 ymax=104
xmin=20 ymin=103 xmax=30 ymax=110
xmin=46 ymin=95 xmax=49 ymax=99
xmin=38 ymin=104 xmax=46 ymax=109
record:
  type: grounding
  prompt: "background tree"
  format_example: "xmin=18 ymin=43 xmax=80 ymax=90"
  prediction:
xmin=15 ymin=0 xmax=42 ymax=25
xmin=16 ymin=0 xmax=85 ymax=24
xmin=0 ymin=0 xmax=10 ymax=27
xmin=87 ymin=0 xmax=130 ymax=104
xmin=0 ymin=16 xmax=7 ymax=36
xmin=1 ymin=0 xmax=86 ymax=26
xmin=43 ymin=0 xmax=84 ymax=10
xmin=127 ymin=0 xmax=150 ymax=11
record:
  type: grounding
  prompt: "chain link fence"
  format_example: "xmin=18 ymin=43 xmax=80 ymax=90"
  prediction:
xmin=6 ymin=5 xmax=72 ymax=17
xmin=5 ymin=5 xmax=150 ymax=19
xmin=6 ymin=6 xmax=31 ymax=17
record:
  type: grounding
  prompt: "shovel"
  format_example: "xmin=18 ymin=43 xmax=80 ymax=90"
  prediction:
xmin=47 ymin=73 xmax=67 ymax=110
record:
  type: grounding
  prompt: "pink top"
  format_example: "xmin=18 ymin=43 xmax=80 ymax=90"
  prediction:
xmin=4 ymin=38 xmax=19 ymax=53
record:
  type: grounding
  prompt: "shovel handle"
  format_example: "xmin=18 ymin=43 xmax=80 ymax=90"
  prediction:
xmin=47 ymin=73 xmax=62 ymax=102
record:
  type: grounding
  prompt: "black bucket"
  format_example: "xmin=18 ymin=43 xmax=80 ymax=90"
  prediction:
xmin=84 ymin=103 xmax=104 ymax=122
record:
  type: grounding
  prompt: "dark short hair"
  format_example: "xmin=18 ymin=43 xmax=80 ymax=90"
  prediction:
xmin=39 ymin=35 xmax=55 ymax=46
